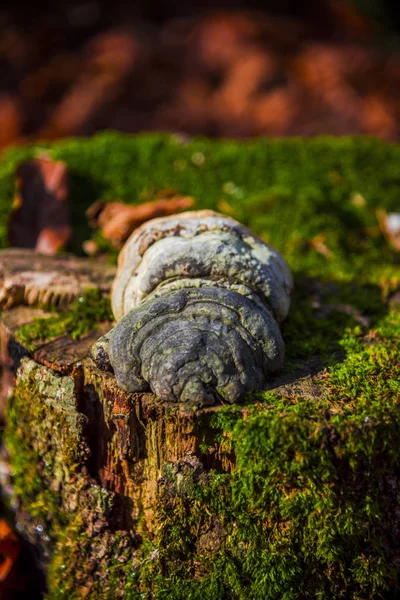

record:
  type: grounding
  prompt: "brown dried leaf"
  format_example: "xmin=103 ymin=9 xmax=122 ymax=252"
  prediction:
xmin=86 ymin=195 xmax=195 ymax=248
xmin=40 ymin=31 xmax=139 ymax=139
xmin=82 ymin=239 xmax=99 ymax=257
xmin=377 ymin=209 xmax=400 ymax=251
xmin=216 ymin=199 xmax=235 ymax=215
xmin=0 ymin=519 xmax=21 ymax=583
xmin=252 ymin=87 xmax=295 ymax=135
xmin=310 ymin=233 xmax=333 ymax=258
xmin=8 ymin=155 xmax=70 ymax=255
xmin=0 ymin=95 xmax=22 ymax=149
xmin=213 ymin=50 xmax=277 ymax=120
xmin=360 ymin=95 xmax=396 ymax=139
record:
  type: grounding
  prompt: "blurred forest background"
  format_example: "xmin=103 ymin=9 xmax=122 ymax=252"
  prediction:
xmin=0 ymin=0 xmax=400 ymax=147
xmin=0 ymin=1 xmax=400 ymax=598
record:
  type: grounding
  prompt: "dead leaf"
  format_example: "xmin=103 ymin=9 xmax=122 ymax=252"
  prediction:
xmin=360 ymin=95 xmax=396 ymax=138
xmin=86 ymin=195 xmax=195 ymax=248
xmin=39 ymin=31 xmax=139 ymax=139
xmin=0 ymin=519 xmax=21 ymax=584
xmin=0 ymin=95 xmax=22 ymax=149
xmin=82 ymin=239 xmax=99 ymax=256
xmin=252 ymin=87 xmax=295 ymax=135
xmin=0 ymin=8 xmax=399 ymax=151
xmin=377 ymin=210 xmax=400 ymax=251
xmin=310 ymin=233 xmax=333 ymax=258
xmin=212 ymin=50 xmax=277 ymax=120
xmin=217 ymin=199 xmax=235 ymax=215
xmin=8 ymin=155 xmax=70 ymax=255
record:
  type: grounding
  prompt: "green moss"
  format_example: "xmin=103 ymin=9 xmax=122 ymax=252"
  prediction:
xmin=0 ymin=133 xmax=399 ymax=280
xmin=13 ymin=289 xmax=394 ymax=599
xmin=4 ymin=357 xmax=86 ymax=587
xmin=111 ymin=303 xmax=400 ymax=599
xmin=5 ymin=360 xmax=85 ymax=499
xmin=2 ymin=132 xmax=400 ymax=598
xmin=7 ymin=275 xmax=400 ymax=599
xmin=138 ymin=314 xmax=400 ymax=599
xmin=46 ymin=523 xmax=142 ymax=600
xmin=46 ymin=516 xmax=87 ymax=600
xmin=3 ymin=359 xmax=136 ymax=600
xmin=7 ymin=314 xmax=400 ymax=599
xmin=17 ymin=288 xmax=113 ymax=350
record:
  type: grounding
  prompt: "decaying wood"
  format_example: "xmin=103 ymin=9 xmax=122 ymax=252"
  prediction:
xmin=0 ymin=249 xmax=116 ymax=310
xmin=0 ymin=249 xmax=115 ymax=418
xmin=0 ymin=306 xmax=52 ymax=415
xmin=0 ymin=249 xmax=326 ymax=594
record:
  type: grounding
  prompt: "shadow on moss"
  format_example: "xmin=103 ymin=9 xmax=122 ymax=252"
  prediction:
xmin=282 ymin=275 xmax=387 ymax=363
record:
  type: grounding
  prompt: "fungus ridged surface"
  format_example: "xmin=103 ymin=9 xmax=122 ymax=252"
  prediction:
xmin=91 ymin=210 xmax=293 ymax=406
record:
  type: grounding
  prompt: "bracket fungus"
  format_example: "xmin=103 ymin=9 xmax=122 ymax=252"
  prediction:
xmin=91 ymin=210 xmax=293 ymax=406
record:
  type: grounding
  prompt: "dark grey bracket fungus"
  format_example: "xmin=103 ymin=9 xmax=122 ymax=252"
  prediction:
xmin=90 ymin=210 xmax=293 ymax=407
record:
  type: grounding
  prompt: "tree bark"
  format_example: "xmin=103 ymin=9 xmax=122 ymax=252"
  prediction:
xmin=0 ymin=250 xmax=250 ymax=594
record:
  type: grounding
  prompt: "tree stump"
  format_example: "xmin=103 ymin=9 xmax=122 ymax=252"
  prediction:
xmin=1 ymin=249 xmax=400 ymax=600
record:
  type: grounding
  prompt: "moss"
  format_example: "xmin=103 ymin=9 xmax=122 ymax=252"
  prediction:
xmin=2 ymin=132 xmax=400 ymax=598
xmin=46 ymin=523 xmax=142 ymax=600
xmin=46 ymin=516 xmax=88 ymax=600
xmin=17 ymin=288 xmax=113 ymax=350
xmin=6 ymin=307 xmax=400 ymax=598
xmin=122 ymin=299 xmax=398 ymax=600
xmin=0 ymin=133 xmax=399 ymax=279
xmin=7 ymin=274 xmax=400 ymax=599
xmin=105 ymin=300 xmax=400 ymax=599
xmin=4 ymin=358 xmax=139 ymax=600
xmin=5 ymin=359 xmax=86 ymax=512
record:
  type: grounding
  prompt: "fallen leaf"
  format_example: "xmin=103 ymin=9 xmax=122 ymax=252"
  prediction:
xmin=8 ymin=155 xmax=70 ymax=255
xmin=39 ymin=31 xmax=139 ymax=139
xmin=252 ymin=87 xmax=295 ymax=135
xmin=377 ymin=210 xmax=400 ymax=251
xmin=212 ymin=50 xmax=277 ymax=120
xmin=0 ymin=519 xmax=21 ymax=583
xmin=216 ymin=199 xmax=235 ymax=215
xmin=82 ymin=239 xmax=99 ymax=256
xmin=360 ymin=94 xmax=396 ymax=138
xmin=310 ymin=233 xmax=333 ymax=258
xmin=86 ymin=195 xmax=195 ymax=248
xmin=0 ymin=95 xmax=22 ymax=149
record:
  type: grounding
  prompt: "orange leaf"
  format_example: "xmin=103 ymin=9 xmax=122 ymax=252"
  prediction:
xmin=8 ymin=155 xmax=70 ymax=255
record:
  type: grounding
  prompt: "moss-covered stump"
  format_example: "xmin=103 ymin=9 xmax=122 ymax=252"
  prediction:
xmin=0 ymin=133 xmax=399 ymax=599
xmin=3 ymin=313 xmax=400 ymax=599
xmin=1 ymin=259 xmax=399 ymax=600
